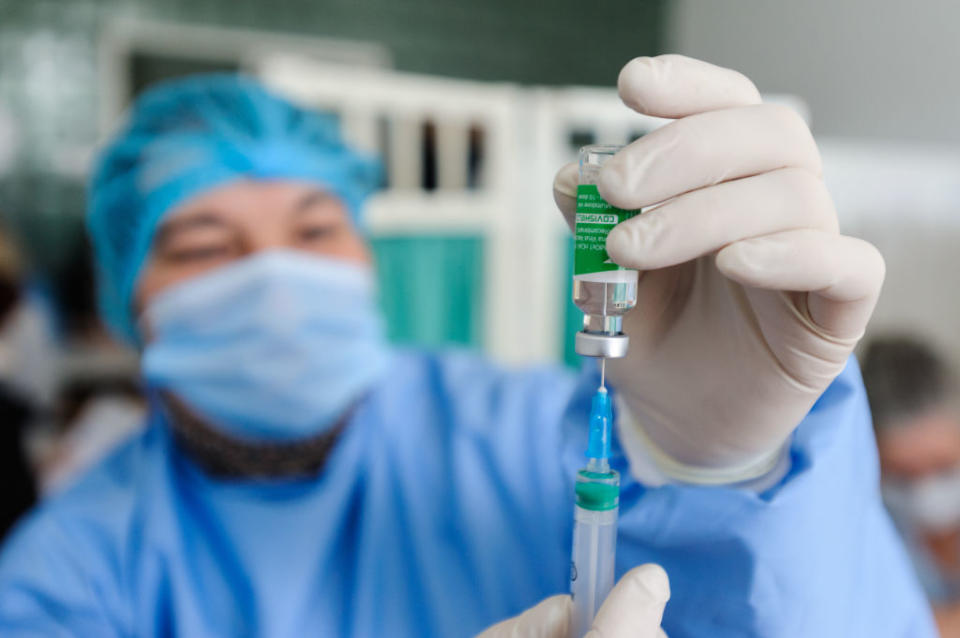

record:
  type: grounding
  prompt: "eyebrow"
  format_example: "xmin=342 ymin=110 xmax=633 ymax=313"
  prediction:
xmin=154 ymin=213 xmax=229 ymax=246
xmin=293 ymin=189 xmax=338 ymax=215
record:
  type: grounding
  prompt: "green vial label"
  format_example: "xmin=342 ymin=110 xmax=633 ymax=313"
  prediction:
xmin=573 ymin=184 xmax=640 ymax=276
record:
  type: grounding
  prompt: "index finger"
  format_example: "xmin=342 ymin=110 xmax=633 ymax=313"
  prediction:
xmin=618 ymin=54 xmax=761 ymax=118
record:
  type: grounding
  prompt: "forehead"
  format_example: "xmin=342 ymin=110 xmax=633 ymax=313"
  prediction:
xmin=161 ymin=179 xmax=346 ymax=226
xmin=878 ymin=410 xmax=960 ymax=475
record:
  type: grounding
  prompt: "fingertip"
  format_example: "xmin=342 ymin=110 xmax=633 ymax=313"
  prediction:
xmin=587 ymin=563 xmax=670 ymax=638
xmin=715 ymin=240 xmax=762 ymax=281
xmin=875 ymin=249 xmax=887 ymax=288
xmin=616 ymin=54 xmax=761 ymax=118
xmin=860 ymin=239 xmax=887 ymax=291
xmin=595 ymin=167 xmax=619 ymax=205
xmin=605 ymin=223 xmax=642 ymax=269
xmin=714 ymin=242 xmax=739 ymax=268
xmin=475 ymin=594 xmax=572 ymax=638
xmin=533 ymin=594 xmax=574 ymax=632
xmin=617 ymin=56 xmax=655 ymax=114
xmin=596 ymin=162 xmax=635 ymax=210
xmin=625 ymin=563 xmax=671 ymax=603
xmin=835 ymin=237 xmax=885 ymax=299
xmin=553 ymin=162 xmax=579 ymax=199
xmin=553 ymin=163 xmax=579 ymax=227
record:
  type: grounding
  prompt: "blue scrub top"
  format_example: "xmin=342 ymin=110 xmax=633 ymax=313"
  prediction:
xmin=0 ymin=350 xmax=937 ymax=637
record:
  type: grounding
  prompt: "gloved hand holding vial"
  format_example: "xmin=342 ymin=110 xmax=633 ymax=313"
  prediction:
xmin=553 ymin=54 xmax=886 ymax=482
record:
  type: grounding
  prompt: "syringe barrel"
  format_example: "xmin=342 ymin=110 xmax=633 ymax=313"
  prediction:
xmin=570 ymin=468 xmax=620 ymax=638
xmin=570 ymin=505 xmax=618 ymax=638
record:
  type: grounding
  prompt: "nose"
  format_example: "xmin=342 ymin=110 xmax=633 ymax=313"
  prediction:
xmin=241 ymin=226 xmax=297 ymax=256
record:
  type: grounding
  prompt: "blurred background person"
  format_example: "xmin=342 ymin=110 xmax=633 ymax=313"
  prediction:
xmin=864 ymin=336 xmax=960 ymax=636
xmin=29 ymin=236 xmax=145 ymax=497
xmin=0 ymin=222 xmax=55 ymax=537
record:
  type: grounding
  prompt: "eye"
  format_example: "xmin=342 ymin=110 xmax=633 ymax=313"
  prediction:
xmin=163 ymin=243 xmax=234 ymax=263
xmin=297 ymin=221 xmax=341 ymax=242
xmin=156 ymin=228 xmax=238 ymax=264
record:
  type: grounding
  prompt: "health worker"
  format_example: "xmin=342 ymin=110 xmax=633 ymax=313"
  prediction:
xmin=0 ymin=55 xmax=937 ymax=637
xmin=864 ymin=337 xmax=960 ymax=636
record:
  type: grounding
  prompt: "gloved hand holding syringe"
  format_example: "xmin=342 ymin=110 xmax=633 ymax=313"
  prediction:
xmin=568 ymin=144 xmax=638 ymax=637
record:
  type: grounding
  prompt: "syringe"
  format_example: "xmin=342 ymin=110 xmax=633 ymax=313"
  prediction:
xmin=569 ymin=379 xmax=620 ymax=638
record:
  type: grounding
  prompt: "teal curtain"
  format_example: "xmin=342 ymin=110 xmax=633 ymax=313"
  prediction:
xmin=371 ymin=235 xmax=485 ymax=349
xmin=561 ymin=235 xmax=584 ymax=368
xmin=371 ymin=234 xmax=580 ymax=364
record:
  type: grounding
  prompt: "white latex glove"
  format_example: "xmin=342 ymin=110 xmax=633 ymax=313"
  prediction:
xmin=476 ymin=564 xmax=670 ymax=638
xmin=553 ymin=55 xmax=885 ymax=482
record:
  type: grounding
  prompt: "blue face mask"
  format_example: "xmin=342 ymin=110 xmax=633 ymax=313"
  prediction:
xmin=141 ymin=251 xmax=389 ymax=442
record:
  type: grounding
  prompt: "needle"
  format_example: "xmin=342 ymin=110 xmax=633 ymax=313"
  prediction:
xmin=600 ymin=358 xmax=606 ymax=390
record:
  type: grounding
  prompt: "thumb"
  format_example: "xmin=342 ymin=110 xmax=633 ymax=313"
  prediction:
xmin=553 ymin=162 xmax=579 ymax=232
xmin=475 ymin=594 xmax=573 ymax=638
xmin=585 ymin=564 xmax=670 ymax=638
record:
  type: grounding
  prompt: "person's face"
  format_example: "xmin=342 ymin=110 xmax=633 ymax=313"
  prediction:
xmin=136 ymin=180 xmax=371 ymax=317
xmin=878 ymin=409 xmax=960 ymax=480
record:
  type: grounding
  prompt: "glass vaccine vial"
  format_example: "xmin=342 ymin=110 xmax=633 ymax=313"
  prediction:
xmin=572 ymin=144 xmax=640 ymax=358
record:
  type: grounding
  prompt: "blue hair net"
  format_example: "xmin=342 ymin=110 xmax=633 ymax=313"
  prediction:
xmin=87 ymin=73 xmax=381 ymax=344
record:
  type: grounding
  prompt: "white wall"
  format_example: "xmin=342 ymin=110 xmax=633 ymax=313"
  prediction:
xmin=820 ymin=141 xmax=960 ymax=366
xmin=669 ymin=0 xmax=960 ymax=144
xmin=670 ymin=0 xmax=960 ymax=369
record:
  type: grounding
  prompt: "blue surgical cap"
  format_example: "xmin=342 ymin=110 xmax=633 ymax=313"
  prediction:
xmin=87 ymin=73 xmax=381 ymax=344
